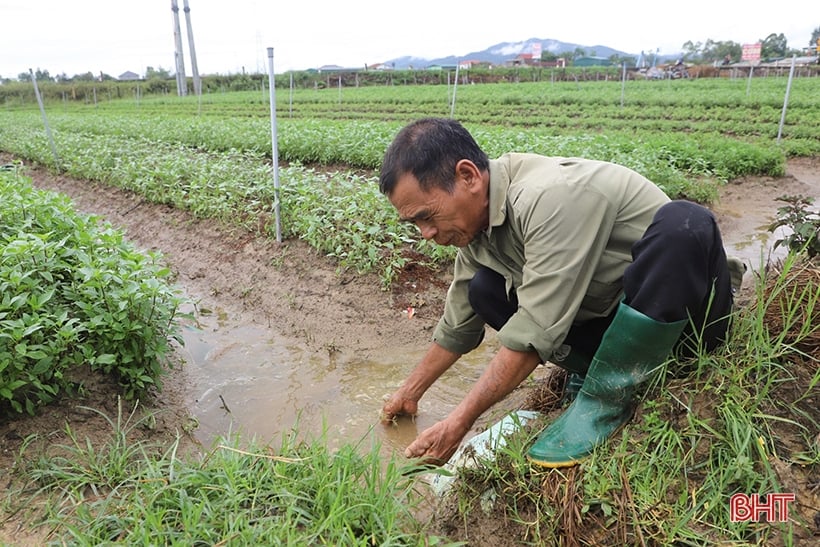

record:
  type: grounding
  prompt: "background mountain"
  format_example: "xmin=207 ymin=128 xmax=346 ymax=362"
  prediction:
xmin=383 ymin=37 xmax=642 ymax=69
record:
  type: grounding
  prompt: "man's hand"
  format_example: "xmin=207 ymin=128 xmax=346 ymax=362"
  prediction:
xmin=402 ymin=346 xmax=542 ymax=466
xmin=404 ymin=417 xmax=470 ymax=465
xmin=380 ymin=343 xmax=463 ymax=424
xmin=380 ymin=391 xmax=419 ymax=423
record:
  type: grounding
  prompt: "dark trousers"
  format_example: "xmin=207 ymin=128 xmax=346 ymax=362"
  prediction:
xmin=467 ymin=201 xmax=734 ymax=371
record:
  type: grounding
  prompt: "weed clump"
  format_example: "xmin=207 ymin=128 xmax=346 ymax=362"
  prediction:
xmin=758 ymin=258 xmax=820 ymax=357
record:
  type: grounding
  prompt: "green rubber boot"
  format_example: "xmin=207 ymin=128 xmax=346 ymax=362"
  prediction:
xmin=528 ymin=302 xmax=686 ymax=468
xmin=550 ymin=344 xmax=591 ymax=405
xmin=562 ymin=373 xmax=585 ymax=405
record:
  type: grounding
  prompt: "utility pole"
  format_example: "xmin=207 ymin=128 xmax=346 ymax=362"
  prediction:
xmin=183 ymin=0 xmax=201 ymax=96
xmin=171 ymin=0 xmax=187 ymax=96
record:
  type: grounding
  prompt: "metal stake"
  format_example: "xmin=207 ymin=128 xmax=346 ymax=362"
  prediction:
xmin=267 ymin=47 xmax=282 ymax=243
xmin=30 ymin=69 xmax=60 ymax=171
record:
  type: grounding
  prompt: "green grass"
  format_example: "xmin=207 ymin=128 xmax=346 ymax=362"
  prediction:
xmin=2 ymin=247 xmax=816 ymax=545
xmin=6 ymin=400 xmax=455 ymax=545
xmin=7 ymin=278 xmax=816 ymax=545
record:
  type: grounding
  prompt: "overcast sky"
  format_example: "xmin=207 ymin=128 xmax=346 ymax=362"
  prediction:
xmin=1 ymin=0 xmax=816 ymax=79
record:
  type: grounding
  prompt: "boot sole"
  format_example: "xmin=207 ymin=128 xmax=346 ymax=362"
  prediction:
xmin=526 ymin=454 xmax=583 ymax=468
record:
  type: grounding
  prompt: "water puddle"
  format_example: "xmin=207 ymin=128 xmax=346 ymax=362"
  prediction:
xmin=722 ymin=222 xmax=789 ymax=268
xmin=715 ymin=169 xmax=820 ymax=271
xmin=177 ymin=305 xmax=500 ymax=456
xmin=175 ymin=218 xmax=796 ymax=457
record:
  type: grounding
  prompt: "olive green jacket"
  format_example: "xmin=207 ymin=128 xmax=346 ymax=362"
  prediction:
xmin=432 ymin=153 xmax=670 ymax=362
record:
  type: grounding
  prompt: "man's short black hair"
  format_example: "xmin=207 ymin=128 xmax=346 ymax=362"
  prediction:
xmin=379 ymin=117 xmax=490 ymax=196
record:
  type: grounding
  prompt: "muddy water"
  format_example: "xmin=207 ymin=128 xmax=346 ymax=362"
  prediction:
xmin=177 ymin=305 xmax=503 ymax=454
xmin=721 ymin=221 xmax=787 ymax=269
xmin=719 ymin=159 xmax=820 ymax=270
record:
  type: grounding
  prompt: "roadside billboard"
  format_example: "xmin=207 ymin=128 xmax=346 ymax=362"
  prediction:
xmin=742 ymin=43 xmax=762 ymax=62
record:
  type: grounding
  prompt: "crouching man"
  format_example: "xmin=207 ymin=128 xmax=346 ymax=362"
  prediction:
xmin=378 ymin=117 xmax=740 ymax=467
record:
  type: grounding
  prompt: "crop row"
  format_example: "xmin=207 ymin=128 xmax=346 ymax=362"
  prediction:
xmin=0 ymin=122 xmax=434 ymax=284
xmin=0 ymin=76 xmax=807 ymax=284
xmin=41 ymin=78 xmax=816 ymax=114
xmin=0 ymin=110 xmax=787 ymax=285
xmin=17 ymin=77 xmax=817 ymax=155
xmin=0 ymin=111 xmax=786 ymax=180
xmin=45 ymin=77 xmax=817 ymax=111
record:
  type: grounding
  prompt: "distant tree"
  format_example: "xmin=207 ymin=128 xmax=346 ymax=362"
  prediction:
xmin=760 ymin=33 xmax=788 ymax=60
xmin=698 ymin=39 xmax=742 ymax=64
xmin=73 ymin=71 xmax=96 ymax=82
xmin=811 ymin=26 xmax=820 ymax=52
xmin=716 ymin=41 xmax=741 ymax=63
xmin=608 ymin=53 xmax=636 ymax=66
xmin=17 ymin=68 xmax=51 ymax=82
xmin=680 ymin=31 xmax=817 ymax=62
xmin=681 ymin=40 xmax=703 ymax=62
xmin=145 ymin=66 xmax=171 ymax=80
xmin=540 ymin=51 xmax=559 ymax=62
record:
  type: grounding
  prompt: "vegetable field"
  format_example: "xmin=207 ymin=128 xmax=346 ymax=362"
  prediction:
xmin=1 ymin=76 xmax=817 ymax=285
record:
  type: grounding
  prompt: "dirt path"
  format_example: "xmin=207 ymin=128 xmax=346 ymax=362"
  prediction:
xmin=29 ymin=178 xmax=447 ymax=358
xmin=1 ymin=156 xmax=818 ymax=543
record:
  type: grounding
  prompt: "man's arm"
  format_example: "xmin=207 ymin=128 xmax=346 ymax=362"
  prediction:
xmin=404 ymin=346 xmax=540 ymax=464
xmin=381 ymin=342 xmax=462 ymax=422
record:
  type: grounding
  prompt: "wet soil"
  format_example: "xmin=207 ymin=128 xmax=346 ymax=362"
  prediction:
xmin=1 ymin=155 xmax=819 ymax=544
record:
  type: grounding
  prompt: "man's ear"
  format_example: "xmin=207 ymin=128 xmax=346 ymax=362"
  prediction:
xmin=455 ymin=159 xmax=482 ymax=191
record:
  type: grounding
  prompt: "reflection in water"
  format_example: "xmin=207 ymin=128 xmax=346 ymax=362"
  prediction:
xmin=722 ymin=223 xmax=789 ymax=270
xmin=177 ymin=308 xmax=500 ymax=459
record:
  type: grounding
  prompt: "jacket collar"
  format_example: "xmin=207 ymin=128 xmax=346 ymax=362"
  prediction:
xmin=485 ymin=157 xmax=510 ymax=237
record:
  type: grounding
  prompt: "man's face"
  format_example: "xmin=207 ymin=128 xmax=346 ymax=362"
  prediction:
xmin=388 ymin=162 xmax=488 ymax=248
